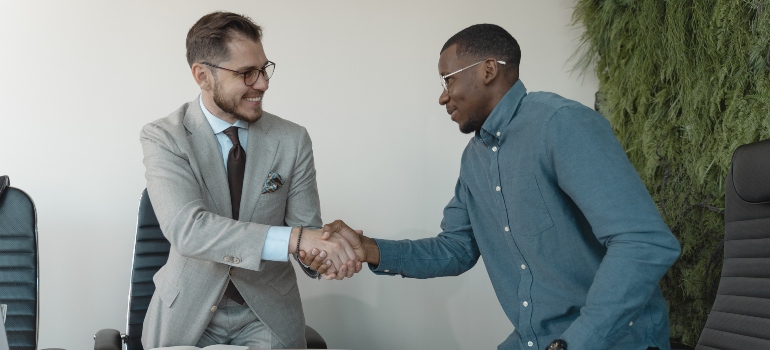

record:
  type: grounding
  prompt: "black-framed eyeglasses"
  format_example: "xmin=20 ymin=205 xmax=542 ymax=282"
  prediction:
xmin=201 ymin=61 xmax=276 ymax=86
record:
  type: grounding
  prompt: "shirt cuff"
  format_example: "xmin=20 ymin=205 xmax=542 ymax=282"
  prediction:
xmin=367 ymin=238 xmax=401 ymax=276
xmin=261 ymin=226 xmax=291 ymax=262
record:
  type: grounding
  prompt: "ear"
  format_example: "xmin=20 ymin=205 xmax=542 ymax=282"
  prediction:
xmin=191 ymin=63 xmax=213 ymax=91
xmin=482 ymin=59 xmax=501 ymax=85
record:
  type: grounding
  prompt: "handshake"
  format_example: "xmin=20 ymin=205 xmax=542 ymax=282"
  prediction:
xmin=290 ymin=220 xmax=378 ymax=280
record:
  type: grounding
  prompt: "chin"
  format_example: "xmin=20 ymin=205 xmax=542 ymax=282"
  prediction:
xmin=237 ymin=109 xmax=263 ymax=123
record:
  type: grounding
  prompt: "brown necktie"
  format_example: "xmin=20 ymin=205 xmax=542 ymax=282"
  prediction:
xmin=222 ymin=126 xmax=246 ymax=305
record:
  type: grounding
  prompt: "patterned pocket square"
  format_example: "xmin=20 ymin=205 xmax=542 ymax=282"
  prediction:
xmin=261 ymin=172 xmax=283 ymax=194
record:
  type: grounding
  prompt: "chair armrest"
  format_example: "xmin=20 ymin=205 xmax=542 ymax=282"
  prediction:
xmin=94 ymin=329 xmax=123 ymax=350
xmin=305 ymin=325 xmax=327 ymax=349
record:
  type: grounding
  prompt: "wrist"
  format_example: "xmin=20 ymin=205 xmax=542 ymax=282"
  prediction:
xmin=362 ymin=236 xmax=380 ymax=265
xmin=545 ymin=339 xmax=567 ymax=350
xmin=289 ymin=227 xmax=300 ymax=254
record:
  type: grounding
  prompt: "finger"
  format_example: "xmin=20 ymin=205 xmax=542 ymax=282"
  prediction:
xmin=308 ymin=250 xmax=327 ymax=271
xmin=354 ymin=260 xmax=363 ymax=273
xmin=355 ymin=230 xmax=364 ymax=235
xmin=326 ymin=239 xmax=353 ymax=270
xmin=301 ymin=248 xmax=316 ymax=266
xmin=332 ymin=234 xmax=357 ymax=266
xmin=335 ymin=264 xmax=347 ymax=280
xmin=345 ymin=263 xmax=354 ymax=278
xmin=300 ymin=250 xmax=314 ymax=265
xmin=320 ymin=231 xmax=331 ymax=240
xmin=322 ymin=272 xmax=336 ymax=280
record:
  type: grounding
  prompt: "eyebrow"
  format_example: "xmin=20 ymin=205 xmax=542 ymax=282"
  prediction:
xmin=233 ymin=61 xmax=269 ymax=72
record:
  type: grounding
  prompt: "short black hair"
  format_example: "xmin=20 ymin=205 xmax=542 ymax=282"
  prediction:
xmin=186 ymin=12 xmax=263 ymax=67
xmin=441 ymin=24 xmax=521 ymax=67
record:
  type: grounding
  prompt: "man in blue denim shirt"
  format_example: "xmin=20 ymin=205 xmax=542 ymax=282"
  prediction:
xmin=304 ymin=24 xmax=681 ymax=350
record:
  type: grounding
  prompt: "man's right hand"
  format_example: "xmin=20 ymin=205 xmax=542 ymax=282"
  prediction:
xmin=301 ymin=220 xmax=380 ymax=279
xmin=291 ymin=227 xmax=358 ymax=279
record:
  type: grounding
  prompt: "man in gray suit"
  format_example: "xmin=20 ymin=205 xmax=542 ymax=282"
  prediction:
xmin=140 ymin=12 xmax=359 ymax=349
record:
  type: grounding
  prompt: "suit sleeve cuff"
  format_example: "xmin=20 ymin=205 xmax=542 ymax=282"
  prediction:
xmin=261 ymin=226 xmax=291 ymax=262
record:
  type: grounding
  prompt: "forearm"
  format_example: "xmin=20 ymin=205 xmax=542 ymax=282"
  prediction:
xmin=560 ymin=231 xmax=681 ymax=349
xmin=160 ymin=203 xmax=270 ymax=270
xmin=369 ymin=235 xmax=480 ymax=278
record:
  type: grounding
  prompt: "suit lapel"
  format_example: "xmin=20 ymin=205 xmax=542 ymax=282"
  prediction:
xmin=241 ymin=113 xmax=279 ymax=221
xmin=184 ymin=99 xmax=232 ymax=217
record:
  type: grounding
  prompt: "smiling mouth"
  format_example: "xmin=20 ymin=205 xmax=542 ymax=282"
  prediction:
xmin=245 ymin=96 xmax=262 ymax=102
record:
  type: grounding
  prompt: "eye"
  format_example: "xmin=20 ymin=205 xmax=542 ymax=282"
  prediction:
xmin=245 ymin=69 xmax=259 ymax=79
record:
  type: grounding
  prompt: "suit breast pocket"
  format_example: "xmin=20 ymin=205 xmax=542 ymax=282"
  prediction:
xmin=503 ymin=174 xmax=554 ymax=236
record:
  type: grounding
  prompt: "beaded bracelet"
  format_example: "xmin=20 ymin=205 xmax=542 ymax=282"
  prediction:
xmin=296 ymin=226 xmax=304 ymax=255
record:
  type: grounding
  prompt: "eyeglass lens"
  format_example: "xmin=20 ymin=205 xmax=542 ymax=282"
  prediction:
xmin=245 ymin=63 xmax=275 ymax=85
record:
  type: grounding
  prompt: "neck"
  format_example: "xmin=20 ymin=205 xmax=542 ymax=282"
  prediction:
xmin=201 ymin=91 xmax=238 ymax=124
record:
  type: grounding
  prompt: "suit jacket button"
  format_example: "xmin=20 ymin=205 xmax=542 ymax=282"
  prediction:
xmin=229 ymin=267 xmax=235 ymax=276
xmin=224 ymin=256 xmax=232 ymax=263
xmin=233 ymin=257 xmax=241 ymax=264
xmin=210 ymin=305 xmax=217 ymax=312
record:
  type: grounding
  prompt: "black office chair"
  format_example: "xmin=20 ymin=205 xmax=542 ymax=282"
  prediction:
xmin=693 ymin=139 xmax=770 ymax=349
xmin=94 ymin=189 xmax=327 ymax=349
xmin=0 ymin=175 xmax=38 ymax=350
xmin=0 ymin=176 xmax=64 ymax=350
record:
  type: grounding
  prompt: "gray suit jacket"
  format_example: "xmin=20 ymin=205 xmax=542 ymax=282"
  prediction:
xmin=139 ymin=98 xmax=322 ymax=348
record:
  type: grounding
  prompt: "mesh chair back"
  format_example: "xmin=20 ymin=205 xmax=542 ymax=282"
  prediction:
xmin=125 ymin=189 xmax=170 ymax=350
xmin=696 ymin=139 xmax=770 ymax=349
xmin=0 ymin=176 xmax=38 ymax=350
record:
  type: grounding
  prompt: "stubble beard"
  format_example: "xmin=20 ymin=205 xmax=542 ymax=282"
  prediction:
xmin=212 ymin=81 xmax=263 ymax=124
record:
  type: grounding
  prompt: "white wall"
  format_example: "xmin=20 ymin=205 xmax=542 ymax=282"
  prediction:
xmin=0 ymin=1 xmax=598 ymax=349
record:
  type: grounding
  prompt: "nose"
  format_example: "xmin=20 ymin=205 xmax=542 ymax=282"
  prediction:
xmin=250 ymin=73 xmax=269 ymax=91
xmin=438 ymin=88 xmax=449 ymax=106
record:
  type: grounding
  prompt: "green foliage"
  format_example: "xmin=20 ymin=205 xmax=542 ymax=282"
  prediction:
xmin=572 ymin=0 xmax=770 ymax=345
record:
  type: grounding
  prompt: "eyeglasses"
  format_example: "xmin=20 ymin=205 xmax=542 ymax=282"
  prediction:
xmin=440 ymin=59 xmax=506 ymax=91
xmin=201 ymin=61 xmax=276 ymax=86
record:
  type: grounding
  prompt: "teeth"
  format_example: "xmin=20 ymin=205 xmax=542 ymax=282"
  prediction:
xmin=245 ymin=97 xmax=262 ymax=102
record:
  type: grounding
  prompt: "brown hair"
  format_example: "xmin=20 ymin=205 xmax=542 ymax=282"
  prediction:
xmin=186 ymin=12 xmax=262 ymax=67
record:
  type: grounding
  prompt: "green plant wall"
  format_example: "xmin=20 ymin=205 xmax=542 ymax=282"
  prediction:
xmin=572 ymin=0 xmax=770 ymax=345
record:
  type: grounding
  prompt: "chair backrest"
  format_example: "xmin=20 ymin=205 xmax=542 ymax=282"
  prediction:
xmin=125 ymin=189 xmax=170 ymax=350
xmin=0 ymin=176 xmax=39 ymax=350
xmin=123 ymin=189 xmax=326 ymax=349
xmin=696 ymin=139 xmax=770 ymax=349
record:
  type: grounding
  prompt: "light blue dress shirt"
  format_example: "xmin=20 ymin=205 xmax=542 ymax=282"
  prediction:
xmin=199 ymin=97 xmax=291 ymax=262
xmin=370 ymin=81 xmax=681 ymax=350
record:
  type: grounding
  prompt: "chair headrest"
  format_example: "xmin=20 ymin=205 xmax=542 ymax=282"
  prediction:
xmin=0 ymin=175 xmax=9 ymax=202
xmin=731 ymin=138 xmax=770 ymax=203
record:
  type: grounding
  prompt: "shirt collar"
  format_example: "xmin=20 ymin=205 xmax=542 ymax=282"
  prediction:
xmin=477 ymin=80 xmax=527 ymax=144
xmin=199 ymin=95 xmax=249 ymax=134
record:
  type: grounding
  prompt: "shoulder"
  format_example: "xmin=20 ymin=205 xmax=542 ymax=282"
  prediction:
xmin=520 ymin=92 xmax=608 ymax=130
xmin=524 ymin=92 xmax=594 ymax=116
xmin=140 ymin=101 xmax=194 ymax=143
xmin=260 ymin=111 xmax=311 ymax=139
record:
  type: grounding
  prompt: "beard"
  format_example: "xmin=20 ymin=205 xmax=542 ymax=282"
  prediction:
xmin=459 ymin=109 xmax=487 ymax=134
xmin=212 ymin=81 xmax=263 ymax=123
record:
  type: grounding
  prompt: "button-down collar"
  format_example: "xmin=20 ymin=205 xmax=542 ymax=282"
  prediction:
xmin=476 ymin=80 xmax=527 ymax=146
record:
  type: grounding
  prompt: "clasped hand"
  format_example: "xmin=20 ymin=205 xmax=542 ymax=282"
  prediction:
xmin=298 ymin=220 xmax=365 ymax=280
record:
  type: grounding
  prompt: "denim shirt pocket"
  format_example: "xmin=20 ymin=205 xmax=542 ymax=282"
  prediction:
xmin=504 ymin=174 xmax=554 ymax=236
